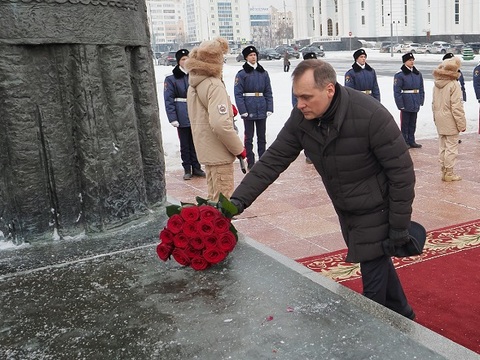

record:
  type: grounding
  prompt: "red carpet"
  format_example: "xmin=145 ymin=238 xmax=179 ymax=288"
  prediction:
xmin=298 ymin=220 xmax=480 ymax=354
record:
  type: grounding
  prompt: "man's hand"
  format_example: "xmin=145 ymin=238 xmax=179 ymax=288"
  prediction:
xmin=238 ymin=148 xmax=247 ymax=159
xmin=241 ymin=113 xmax=248 ymax=118
xmin=229 ymin=198 xmax=244 ymax=215
xmin=171 ymin=121 xmax=180 ymax=127
xmin=389 ymin=228 xmax=410 ymax=246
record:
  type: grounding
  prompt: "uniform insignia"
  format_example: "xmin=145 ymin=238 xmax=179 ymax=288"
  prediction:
xmin=234 ymin=77 xmax=239 ymax=86
xmin=164 ymin=82 xmax=167 ymax=90
xmin=218 ymin=104 xmax=228 ymax=114
xmin=345 ymin=75 xmax=351 ymax=83
xmin=394 ymin=78 xmax=398 ymax=85
xmin=475 ymin=70 xmax=480 ymax=77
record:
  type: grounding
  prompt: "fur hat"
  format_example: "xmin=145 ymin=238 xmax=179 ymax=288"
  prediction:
xmin=433 ymin=56 xmax=461 ymax=80
xmin=442 ymin=52 xmax=455 ymax=61
xmin=353 ymin=49 xmax=367 ymax=60
xmin=175 ymin=49 xmax=189 ymax=64
xmin=303 ymin=52 xmax=317 ymax=60
xmin=242 ymin=45 xmax=258 ymax=60
xmin=184 ymin=37 xmax=229 ymax=79
xmin=402 ymin=52 xmax=415 ymax=63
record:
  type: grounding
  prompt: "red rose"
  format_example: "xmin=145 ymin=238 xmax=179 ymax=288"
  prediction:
xmin=218 ymin=231 xmax=237 ymax=252
xmin=203 ymin=248 xmax=227 ymax=264
xmin=180 ymin=206 xmax=200 ymax=222
xmin=167 ymin=214 xmax=184 ymax=234
xmin=197 ymin=220 xmax=214 ymax=236
xmin=185 ymin=246 xmax=202 ymax=259
xmin=172 ymin=248 xmax=191 ymax=266
xmin=159 ymin=228 xmax=175 ymax=245
xmin=182 ymin=221 xmax=198 ymax=238
xmin=190 ymin=237 xmax=205 ymax=250
xmin=213 ymin=216 xmax=231 ymax=233
xmin=190 ymin=255 xmax=210 ymax=271
xmin=173 ymin=232 xmax=189 ymax=249
xmin=204 ymin=234 xmax=218 ymax=248
xmin=156 ymin=243 xmax=173 ymax=261
xmin=199 ymin=205 xmax=219 ymax=222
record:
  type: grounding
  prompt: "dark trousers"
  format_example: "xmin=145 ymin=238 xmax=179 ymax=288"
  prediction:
xmin=243 ymin=118 xmax=266 ymax=168
xmin=360 ymin=255 xmax=411 ymax=316
xmin=400 ymin=110 xmax=418 ymax=145
xmin=284 ymin=64 xmax=290 ymax=72
xmin=177 ymin=127 xmax=200 ymax=172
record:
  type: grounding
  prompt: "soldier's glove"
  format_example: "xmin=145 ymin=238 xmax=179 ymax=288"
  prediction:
xmin=171 ymin=121 xmax=180 ymax=127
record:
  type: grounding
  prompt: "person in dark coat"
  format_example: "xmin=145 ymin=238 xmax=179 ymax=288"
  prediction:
xmin=283 ymin=51 xmax=290 ymax=72
xmin=234 ymin=45 xmax=274 ymax=170
xmin=394 ymin=52 xmax=425 ymax=148
xmin=474 ymin=60 xmax=480 ymax=135
xmin=164 ymin=49 xmax=205 ymax=180
xmin=230 ymin=59 xmax=417 ymax=320
xmin=443 ymin=52 xmax=466 ymax=102
xmin=292 ymin=52 xmax=317 ymax=164
xmin=344 ymin=49 xmax=381 ymax=101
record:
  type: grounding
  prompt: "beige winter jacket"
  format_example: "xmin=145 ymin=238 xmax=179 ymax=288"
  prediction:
xmin=432 ymin=57 xmax=466 ymax=135
xmin=185 ymin=38 xmax=244 ymax=165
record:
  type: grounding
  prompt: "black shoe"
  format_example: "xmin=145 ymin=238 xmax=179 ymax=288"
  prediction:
xmin=409 ymin=143 xmax=422 ymax=148
xmin=305 ymin=157 xmax=313 ymax=164
xmin=404 ymin=308 xmax=416 ymax=320
xmin=183 ymin=171 xmax=193 ymax=180
xmin=192 ymin=168 xmax=206 ymax=178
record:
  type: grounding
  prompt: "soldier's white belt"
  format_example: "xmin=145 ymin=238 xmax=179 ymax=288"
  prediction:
xmin=243 ymin=92 xmax=264 ymax=97
xmin=360 ymin=90 xmax=372 ymax=94
xmin=401 ymin=89 xmax=420 ymax=94
xmin=174 ymin=98 xmax=187 ymax=102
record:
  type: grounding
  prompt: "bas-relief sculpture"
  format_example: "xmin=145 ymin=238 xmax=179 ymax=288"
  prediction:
xmin=0 ymin=0 xmax=166 ymax=242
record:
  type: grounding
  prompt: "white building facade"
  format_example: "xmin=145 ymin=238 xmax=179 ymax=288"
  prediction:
xmin=295 ymin=0 xmax=480 ymax=44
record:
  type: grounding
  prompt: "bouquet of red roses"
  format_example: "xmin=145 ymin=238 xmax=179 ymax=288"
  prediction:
xmin=156 ymin=194 xmax=240 ymax=270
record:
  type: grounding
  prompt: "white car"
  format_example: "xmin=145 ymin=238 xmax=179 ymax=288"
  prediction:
xmin=416 ymin=44 xmax=436 ymax=54
xmin=401 ymin=43 xmax=422 ymax=53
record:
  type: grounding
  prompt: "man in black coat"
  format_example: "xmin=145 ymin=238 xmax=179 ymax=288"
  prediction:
xmin=230 ymin=59 xmax=417 ymax=319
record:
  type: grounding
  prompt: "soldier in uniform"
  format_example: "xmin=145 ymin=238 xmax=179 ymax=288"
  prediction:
xmin=234 ymin=46 xmax=274 ymax=170
xmin=393 ymin=53 xmax=425 ymax=148
xmin=344 ymin=49 xmax=380 ymax=101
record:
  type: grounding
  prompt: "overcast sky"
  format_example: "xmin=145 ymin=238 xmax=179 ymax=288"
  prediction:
xmin=259 ymin=0 xmax=294 ymax=10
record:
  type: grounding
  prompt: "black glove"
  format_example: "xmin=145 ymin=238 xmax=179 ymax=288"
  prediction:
xmin=383 ymin=228 xmax=410 ymax=256
xmin=229 ymin=198 xmax=245 ymax=215
xmin=389 ymin=228 xmax=410 ymax=246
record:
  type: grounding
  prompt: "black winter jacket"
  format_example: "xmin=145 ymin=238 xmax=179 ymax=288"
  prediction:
xmin=231 ymin=85 xmax=415 ymax=263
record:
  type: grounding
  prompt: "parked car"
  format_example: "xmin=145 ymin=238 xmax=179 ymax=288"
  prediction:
xmin=236 ymin=53 xmax=245 ymax=62
xmin=258 ymin=48 xmax=282 ymax=60
xmin=449 ymin=43 xmax=465 ymax=54
xmin=466 ymin=42 xmax=480 ymax=54
xmin=400 ymin=43 xmax=422 ymax=53
xmin=275 ymin=45 xmax=300 ymax=59
xmin=159 ymin=51 xmax=176 ymax=66
xmin=300 ymin=46 xmax=325 ymax=58
xmin=431 ymin=41 xmax=452 ymax=54
xmin=416 ymin=43 xmax=436 ymax=54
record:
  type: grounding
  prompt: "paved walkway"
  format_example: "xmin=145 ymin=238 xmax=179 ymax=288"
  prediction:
xmin=166 ymin=133 xmax=480 ymax=260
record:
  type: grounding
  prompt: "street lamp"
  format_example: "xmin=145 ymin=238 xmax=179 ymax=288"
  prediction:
xmin=389 ymin=0 xmax=393 ymax=57
xmin=393 ymin=20 xmax=400 ymax=44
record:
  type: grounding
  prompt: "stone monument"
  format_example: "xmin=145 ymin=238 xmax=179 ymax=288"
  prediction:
xmin=0 ymin=0 xmax=166 ymax=242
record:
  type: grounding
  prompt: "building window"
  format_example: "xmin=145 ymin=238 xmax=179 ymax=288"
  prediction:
xmin=361 ymin=15 xmax=365 ymax=25
xmin=455 ymin=0 xmax=460 ymax=24
xmin=361 ymin=1 xmax=364 ymax=11
xmin=327 ymin=18 xmax=333 ymax=36
xmin=404 ymin=0 xmax=408 ymax=25
xmin=335 ymin=22 xmax=339 ymax=35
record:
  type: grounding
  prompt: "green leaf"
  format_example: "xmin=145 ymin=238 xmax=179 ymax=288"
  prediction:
xmin=218 ymin=193 xmax=238 ymax=218
xmin=195 ymin=196 xmax=209 ymax=206
xmin=166 ymin=204 xmax=181 ymax=217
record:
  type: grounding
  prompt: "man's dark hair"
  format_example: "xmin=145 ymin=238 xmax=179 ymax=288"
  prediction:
xmin=292 ymin=59 xmax=337 ymax=89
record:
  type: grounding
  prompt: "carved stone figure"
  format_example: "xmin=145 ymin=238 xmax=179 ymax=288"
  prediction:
xmin=0 ymin=1 xmax=166 ymax=241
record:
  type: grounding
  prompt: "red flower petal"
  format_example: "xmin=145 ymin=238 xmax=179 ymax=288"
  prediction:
xmin=197 ymin=220 xmax=214 ymax=236
xmin=173 ymin=232 xmax=189 ymax=249
xmin=172 ymin=248 xmax=191 ymax=266
xmin=180 ymin=206 xmax=200 ymax=222
xmin=218 ymin=231 xmax=237 ymax=252
xmin=190 ymin=256 xmax=210 ymax=271
xmin=167 ymin=214 xmax=184 ymax=234
xmin=203 ymin=248 xmax=226 ymax=264
xmin=159 ymin=228 xmax=175 ymax=245
xmin=213 ymin=216 xmax=231 ymax=233
xmin=190 ymin=237 xmax=205 ymax=250
xmin=156 ymin=243 xmax=173 ymax=261
xmin=199 ymin=205 xmax=219 ymax=222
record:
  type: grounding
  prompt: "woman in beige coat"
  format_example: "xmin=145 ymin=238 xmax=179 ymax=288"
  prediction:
xmin=432 ymin=56 xmax=466 ymax=181
xmin=185 ymin=37 xmax=245 ymax=201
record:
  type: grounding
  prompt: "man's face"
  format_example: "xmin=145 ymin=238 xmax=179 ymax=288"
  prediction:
xmin=179 ymin=56 xmax=188 ymax=68
xmin=405 ymin=58 xmax=415 ymax=67
xmin=356 ymin=54 xmax=367 ymax=65
xmin=293 ymin=69 xmax=335 ymax=120
xmin=246 ymin=52 xmax=257 ymax=64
